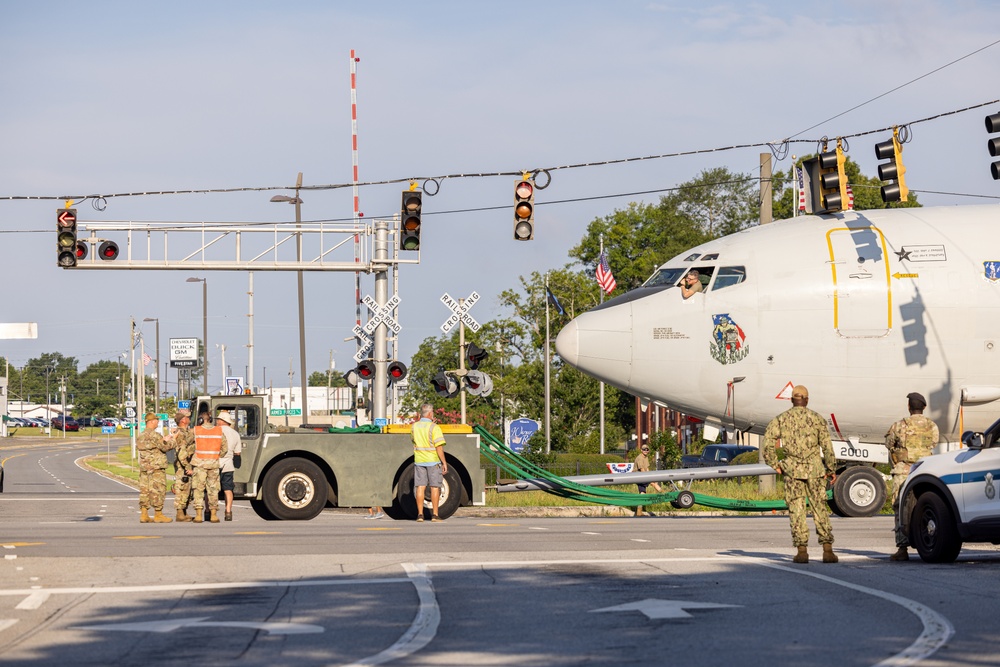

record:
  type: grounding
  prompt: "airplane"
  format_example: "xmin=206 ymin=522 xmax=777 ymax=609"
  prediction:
xmin=555 ymin=204 xmax=1000 ymax=516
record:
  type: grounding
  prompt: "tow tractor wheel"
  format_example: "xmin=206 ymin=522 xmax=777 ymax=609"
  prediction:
xmin=671 ymin=489 xmax=696 ymax=510
xmin=395 ymin=464 xmax=463 ymax=520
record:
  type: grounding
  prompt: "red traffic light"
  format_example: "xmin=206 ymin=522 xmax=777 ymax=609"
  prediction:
xmin=356 ymin=359 xmax=375 ymax=380
xmin=98 ymin=241 xmax=119 ymax=260
xmin=75 ymin=241 xmax=88 ymax=260
xmin=387 ymin=360 xmax=408 ymax=383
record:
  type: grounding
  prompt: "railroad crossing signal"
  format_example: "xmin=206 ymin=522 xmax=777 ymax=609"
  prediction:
xmin=987 ymin=112 xmax=1000 ymax=180
xmin=361 ymin=294 xmax=401 ymax=336
xmin=387 ymin=360 xmax=408 ymax=384
xmin=513 ymin=177 xmax=534 ymax=241
xmin=440 ymin=292 xmax=481 ymax=333
xmin=466 ymin=343 xmax=488 ymax=369
xmin=56 ymin=208 xmax=80 ymax=267
xmin=876 ymin=128 xmax=908 ymax=202
xmin=432 ymin=371 xmax=459 ymax=398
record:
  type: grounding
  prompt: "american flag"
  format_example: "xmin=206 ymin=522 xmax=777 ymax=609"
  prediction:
xmin=142 ymin=352 xmax=151 ymax=366
xmin=595 ymin=252 xmax=617 ymax=294
xmin=796 ymin=167 xmax=806 ymax=211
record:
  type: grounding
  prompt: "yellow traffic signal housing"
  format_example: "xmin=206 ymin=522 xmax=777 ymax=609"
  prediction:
xmin=876 ymin=129 xmax=908 ymax=203
xmin=513 ymin=177 xmax=534 ymax=240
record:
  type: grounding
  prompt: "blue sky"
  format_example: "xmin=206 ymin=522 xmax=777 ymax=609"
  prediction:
xmin=2 ymin=1 xmax=999 ymax=393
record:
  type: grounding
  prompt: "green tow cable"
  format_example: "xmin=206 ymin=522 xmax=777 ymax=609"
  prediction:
xmin=475 ymin=426 xmax=831 ymax=511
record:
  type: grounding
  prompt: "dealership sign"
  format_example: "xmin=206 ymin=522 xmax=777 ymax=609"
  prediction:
xmin=169 ymin=337 xmax=200 ymax=368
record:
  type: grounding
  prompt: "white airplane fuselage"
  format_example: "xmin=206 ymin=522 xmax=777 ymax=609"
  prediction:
xmin=556 ymin=205 xmax=1000 ymax=446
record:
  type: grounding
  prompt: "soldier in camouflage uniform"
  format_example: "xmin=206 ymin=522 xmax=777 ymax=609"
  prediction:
xmin=137 ymin=412 xmax=174 ymax=523
xmin=166 ymin=409 xmax=195 ymax=522
xmin=763 ymin=385 xmax=838 ymax=564
xmin=886 ymin=392 xmax=940 ymax=561
xmin=191 ymin=413 xmax=227 ymax=523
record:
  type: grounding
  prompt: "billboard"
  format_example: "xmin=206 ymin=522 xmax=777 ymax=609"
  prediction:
xmin=169 ymin=337 xmax=200 ymax=368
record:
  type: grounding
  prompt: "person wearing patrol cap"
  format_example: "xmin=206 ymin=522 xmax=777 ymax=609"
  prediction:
xmin=166 ymin=409 xmax=196 ymax=522
xmin=137 ymin=412 xmax=174 ymax=523
xmin=886 ymin=392 xmax=940 ymax=561
xmin=763 ymin=384 xmax=839 ymax=564
xmin=215 ymin=410 xmax=243 ymax=521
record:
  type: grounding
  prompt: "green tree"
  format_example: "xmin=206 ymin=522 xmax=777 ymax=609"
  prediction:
xmin=308 ymin=369 xmax=347 ymax=387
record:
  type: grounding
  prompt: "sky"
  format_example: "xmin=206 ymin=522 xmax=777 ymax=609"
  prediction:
xmin=2 ymin=0 xmax=1000 ymax=396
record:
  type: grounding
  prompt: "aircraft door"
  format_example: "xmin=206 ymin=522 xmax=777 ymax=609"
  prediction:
xmin=826 ymin=226 xmax=892 ymax=338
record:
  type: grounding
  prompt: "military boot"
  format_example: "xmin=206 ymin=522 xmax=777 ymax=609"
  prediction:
xmin=193 ymin=510 xmax=204 ymax=523
xmin=140 ymin=508 xmax=151 ymax=523
xmin=792 ymin=546 xmax=809 ymax=563
xmin=889 ymin=546 xmax=909 ymax=561
xmin=176 ymin=508 xmax=193 ymax=523
xmin=152 ymin=509 xmax=173 ymax=523
xmin=822 ymin=543 xmax=839 ymax=563
xmin=209 ymin=509 xmax=220 ymax=523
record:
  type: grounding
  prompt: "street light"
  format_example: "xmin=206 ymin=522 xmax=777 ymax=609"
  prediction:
xmin=186 ymin=277 xmax=208 ymax=394
xmin=143 ymin=317 xmax=160 ymax=414
xmin=272 ymin=173 xmax=308 ymax=423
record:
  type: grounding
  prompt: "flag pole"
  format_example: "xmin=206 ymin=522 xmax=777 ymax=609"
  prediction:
xmin=599 ymin=235 xmax=606 ymax=455
xmin=544 ymin=274 xmax=551 ymax=454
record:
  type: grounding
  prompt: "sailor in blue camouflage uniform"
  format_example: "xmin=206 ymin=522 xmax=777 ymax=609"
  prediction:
xmin=886 ymin=392 xmax=940 ymax=561
xmin=763 ymin=385 xmax=838 ymax=564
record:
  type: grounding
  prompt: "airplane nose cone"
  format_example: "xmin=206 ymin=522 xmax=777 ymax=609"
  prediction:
xmin=555 ymin=304 xmax=632 ymax=388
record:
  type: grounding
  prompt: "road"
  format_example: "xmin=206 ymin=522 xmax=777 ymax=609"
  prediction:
xmin=1 ymin=438 xmax=999 ymax=666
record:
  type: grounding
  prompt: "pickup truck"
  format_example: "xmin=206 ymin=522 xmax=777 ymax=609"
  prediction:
xmin=681 ymin=444 xmax=758 ymax=468
xmin=190 ymin=394 xmax=486 ymax=521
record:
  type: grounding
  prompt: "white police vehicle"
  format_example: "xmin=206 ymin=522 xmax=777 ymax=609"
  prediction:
xmin=898 ymin=417 xmax=1000 ymax=562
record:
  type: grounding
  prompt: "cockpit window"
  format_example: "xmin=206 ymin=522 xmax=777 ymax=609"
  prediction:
xmin=701 ymin=253 xmax=719 ymax=261
xmin=642 ymin=267 xmax=686 ymax=288
xmin=679 ymin=267 xmax=715 ymax=289
xmin=683 ymin=253 xmax=701 ymax=262
xmin=711 ymin=266 xmax=747 ymax=291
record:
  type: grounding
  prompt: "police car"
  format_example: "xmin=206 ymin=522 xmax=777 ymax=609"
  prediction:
xmin=898 ymin=416 xmax=1000 ymax=562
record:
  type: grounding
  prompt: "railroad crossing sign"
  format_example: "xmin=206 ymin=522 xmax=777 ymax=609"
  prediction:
xmin=440 ymin=291 xmax=481 ymax=333
xmin=352 ymin=294 xmax=401 ymax=363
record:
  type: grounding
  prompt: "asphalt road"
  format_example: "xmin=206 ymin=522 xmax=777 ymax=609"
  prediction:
xmin=2 ymin=438 xmax=999 ymax=666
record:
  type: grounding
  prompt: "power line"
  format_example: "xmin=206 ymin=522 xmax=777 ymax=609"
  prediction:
xmin=1 ymin=94 xmax=998 ymax=205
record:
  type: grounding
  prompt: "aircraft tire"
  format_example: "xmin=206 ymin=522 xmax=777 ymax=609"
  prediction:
xmin=911 ymin=492 xmax=962 ymax=563
xmin=831 ymin=465 xmax=887 ymax=518
xmin=671 ymin=489 xmax=696 ymax=510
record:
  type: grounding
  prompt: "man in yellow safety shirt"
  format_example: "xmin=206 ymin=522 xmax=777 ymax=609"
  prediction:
xmin=411 ymin=403 xmax=448 ymax=522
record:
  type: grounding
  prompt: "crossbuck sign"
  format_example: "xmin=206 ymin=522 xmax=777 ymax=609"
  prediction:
xmin=440 ymin=292 xmax=481 ymax=333
xmin=353 ymin=294 xmax=401 ymax=363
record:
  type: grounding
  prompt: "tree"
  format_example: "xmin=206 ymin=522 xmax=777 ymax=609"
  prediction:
xmin=307 ymin=370 xmax=347 ymax=387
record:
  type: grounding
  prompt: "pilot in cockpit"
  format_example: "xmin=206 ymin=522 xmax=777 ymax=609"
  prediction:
xmin=680 ymin=269 xmax=704 ymax=299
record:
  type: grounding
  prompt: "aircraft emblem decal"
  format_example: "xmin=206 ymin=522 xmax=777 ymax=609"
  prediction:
xmin=710 ymin=314 xmax=749 ymax=365
xmin=986 ymin=472 xmax=995 ymax=500
xmin=984 ymin=261 xmax=1000 ymax=283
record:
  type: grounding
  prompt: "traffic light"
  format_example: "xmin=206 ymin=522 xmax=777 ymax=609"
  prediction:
xmin=818 ymin=145 xmax=848 ymax=213
xmin=432 ymin=371 xmax=459 ymax=398
xmin=466 ymin=343 xmax=488 ymax=370
xmin=464 ymin=370 xmax=494 ymax=397
xmin=98 ymin=241 xmax=119 ymax=260
xmin=387 ymin=360 xmax=408 ymax=384
xmin=875 ymin=128 xmax=908 ymax=202
xmin=56 ymin=208 xmax=78 ymax=267
xmin=987 ymin=112 xmax=1000 ymax=180
xmin=514 ymin=177 xmax=534 ymax=240
xmin=400 ymin=187 xmax=422 ymax=251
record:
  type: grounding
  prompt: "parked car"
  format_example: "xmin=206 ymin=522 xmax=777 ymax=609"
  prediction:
xmin=4 ymin=417 xmax=25 ymax=427
xmin=51 ymin=416 xmax=80 ymax=432
xmin=77 ymin=417 xmax=107 ymax=427
xmin=681 ymin=444 xmax=759 ymax=468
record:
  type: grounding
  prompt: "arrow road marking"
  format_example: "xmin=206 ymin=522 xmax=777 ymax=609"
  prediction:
xmin=75 ymin=617 xmax=324 ymax=635
xmin=590 ymin=598 xmax=742 ymax=620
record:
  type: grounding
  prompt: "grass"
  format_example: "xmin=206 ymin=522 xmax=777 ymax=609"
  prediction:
xmin=85 ymin=445 xmax=141 ymax=486
xmin=4 ymin=426 xmax=121 ymax=439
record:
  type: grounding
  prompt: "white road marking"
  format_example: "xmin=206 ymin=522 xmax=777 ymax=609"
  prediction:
xmin=0 ymin=577 xmax=410 ymax=599
xmin=76 ymin=617 xmax=323 ymax=635
xmin=15 ymin=592 xmax=50 ymax=610
xmin=343 ymin=563 xmax=441 ymax=667
xmin=591 ymin=598 xmax=741 ymax=620
xmin=630 ymin=538 xmax=651 ymax=543
xmin=0 ymin=619 xmax=19 ymax=632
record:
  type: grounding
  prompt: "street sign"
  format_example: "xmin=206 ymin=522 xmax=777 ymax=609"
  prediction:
xmin=287 ymin=408 xmax=302 ymax=416
xmin=374 ymin=418 xmax=388 ymax=427
xmin=169 ymin=337 xmax=200 ymax=368
xmin=440 ymin=291 xmax=481 ymax=333
xmin=178 ymin=400 xmax=191 ymax=409
xmin=362 ymin=294 xmax=402 ymax=335
xmin=125 ymin=407 xmax=137 ymax=419
xmin=270 ymin=409 xmax=286 ymax=416
xmin=101 ymin=425 xmax=116 ymax=434
xmin=125 ymin=400 xmax=137 ymax=408
xmin=225 ymin=376 xmax=245 ymax=395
